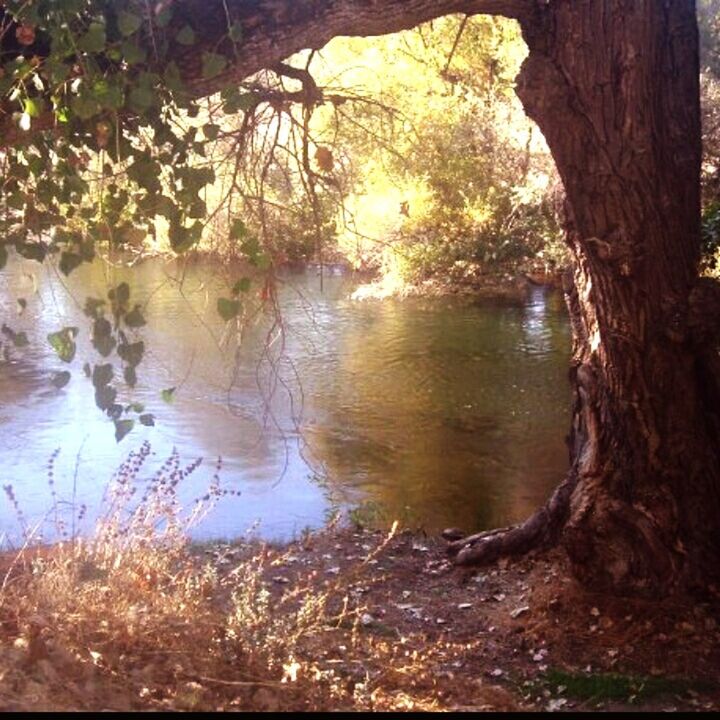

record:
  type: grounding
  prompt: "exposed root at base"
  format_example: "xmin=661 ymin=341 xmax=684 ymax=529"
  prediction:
xmin=444 ymin=470 xmax=577 ymax=566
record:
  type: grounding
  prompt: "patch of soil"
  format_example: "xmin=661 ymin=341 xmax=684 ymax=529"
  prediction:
xmin=2 ymin=525 xmax=718 ymax=712
xmin=201 ymin=525 xmax=720 ymax=712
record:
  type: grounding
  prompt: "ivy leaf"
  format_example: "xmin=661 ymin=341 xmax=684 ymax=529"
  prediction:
xmin=114 ymin=419 xmax=135 ymax=443
xmin=124 ymin=365 xmax=137 ymax=387
xmin=156 ymin=5 xmax=173 ymax=27
xmin=217 ymin=297 xmax=241 ymax=321
xmin=128 ymin=86 xmax=155 ymax=113
xmin=139 ymin=413 xmax=155 ymax=427
xmin=84 ymin=297 xmax=106 ymax=319
xmin=125 ymin=305 xmax=146 ymax=328
xmin=95 ymin=384 xmax=117 ymax=411
xmin=232 ymin=277 xmax=251 ymax=295
xmin=51 ymin=370 xmax=71 ymax=389
xmin=78 ymin=22 xmax=106 ymax=53
xmin=202 ymin=52 xmax=228 ymax=79
xmin=161 ymin=387 xmax=176 ymax=403
xmin=228 ymin=21 xmax=243 ymax=43
xmin=121 ymin=40 xmax=147 ymax=65
xmin=2 ymin=324 xmax=29 ymax=348
xmin=117 ymin=340 xmax=144 ymax=367
xmin=175 ymin=25 xmax=196 ymax=45
xmin=47 ymin=327 xmax=78 ymax=363
xmin=203 ymin=123 xmax=220 ymax=141
xmin=118 ymin=11 xmax=142 ymax=37
xmin=92 ymin=363 xmax=114 ymax=388
xmin=92 ymin=317 xmax=115 ymax=357
xmin=16 ymin=243 xmax=47 ymax=262
xmin=23 ymin=97 xmax=45 ymax=118
xmin=59 ymin=252 xmax=83 ymax=276
xmin=230 ymin=218 xmax=248 ymax=240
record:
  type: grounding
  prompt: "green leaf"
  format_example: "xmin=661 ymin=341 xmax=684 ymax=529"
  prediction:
xmin=78 ymin=22 xmax=106 ymax=53
xmin=59 ymin=251 xmax=83 ymax=276
xmin=230 ymin=218 xmax=248 ymax=240
xmin=118 ymin=11 xmax=142 ymax=37
xmin=92 ymin=317 xmax=115 ymax=357
xmin=113 ymin=282 xmax=130 ymax=306
xmin=222 ymin=91 xmax=257 ymax=115
xmin=23 ymin=97 xmax=45 ymax=118
xmin=92 ymin=363 xmax=114 ymax=388
xmin=232 ymin=277 xmax=251 ymax=295
xmin=228 ymin=21 xmax=243 ymax=43
xmin=128 ymin=86 xmax=154 ymax=113
xmin=47 ymin=327 xmax=78 ymax=363
xmin=139 ymin=413 xmax=155 ymax=427
xmin=175 ymin=25 xmax=196 ymax=45
xmin=124 ymin=365 xmax=137 ymax=387
xmin=84 ymin=297 xmax=106 ymax=319
xmin=17 ymin=243 xmax=47 ymax=262
xmin=71 ymin=94 xmax=101 ymax=120
xmin=2 ymin=324 xmax=28 ymax=348
xmin=201 ymin=52 xmax=228 ymax=79
xmin=217 ymin=297 xmax=241 ymax=321
xmin=163 ymin=62 xmax=185 ymax=93
xmin=51 ymin=370 xmax=71 ymax=389
xmin=161 ymin=387 xmax=176 ymax=403
xmin=114 ymin=419 xmax=135 ymax=443
xmin=121 ymin=40 xmax=147 ymax=65
xmin=203 ymin=123 xmax=220 ymax=141
xmin=95 ymin=384 xmax=117 ymax=411
xmin=156 ymin=5 xmax=173 ymax=27
xmin=125 ymin=305 xmax=146 ymax=328
xmin=127 ymin=402 xmax=145 ymax=413
xmin=118 ymin=340 xmax=144 ymax=367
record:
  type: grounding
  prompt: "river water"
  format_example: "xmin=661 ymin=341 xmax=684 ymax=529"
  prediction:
xmin=0 ymin=255 xmax=572 ymax=543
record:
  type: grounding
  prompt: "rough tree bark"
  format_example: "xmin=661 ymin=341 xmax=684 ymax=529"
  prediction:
xmin=3 ymin=0 xmax=719 ymax=596
xmin=449 ymin=0 xmax=720 ymax=597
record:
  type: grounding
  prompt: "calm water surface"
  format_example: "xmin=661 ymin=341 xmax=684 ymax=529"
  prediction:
xmin=0 ymin=256 xmax=572 ymax=542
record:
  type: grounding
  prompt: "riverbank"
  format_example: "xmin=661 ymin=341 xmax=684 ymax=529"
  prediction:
xmin=1 ymin=523 xmax=717 ymax=712
xmin=351 ymin=261 xmax=565 ymax=302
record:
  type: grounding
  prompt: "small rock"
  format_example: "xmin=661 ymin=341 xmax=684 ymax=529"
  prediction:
xmin=457 ymin=603 xmax=473 ymax=610
xmin=360 ymin=613 xmax=375 ymax=627
xmin=590 ymin=607 xmax=600 ymax=617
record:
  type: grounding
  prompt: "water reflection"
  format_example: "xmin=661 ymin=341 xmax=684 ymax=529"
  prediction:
xmin=0 ymin=255 xmax=571 ymax=542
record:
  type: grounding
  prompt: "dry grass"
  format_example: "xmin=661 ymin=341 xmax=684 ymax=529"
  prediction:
xmin=0 ymin=445 xmax=379 ymax=712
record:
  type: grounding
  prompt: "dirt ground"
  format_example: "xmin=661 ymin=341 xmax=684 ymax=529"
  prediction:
xmin=1 ymin=523 xmax=718 ymax=712
xmin=197 ymin=525 xmax=720 ymax=712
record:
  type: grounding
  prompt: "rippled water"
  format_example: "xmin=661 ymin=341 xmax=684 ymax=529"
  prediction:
xmin=0 ymin=255 xmax=572 ymax=543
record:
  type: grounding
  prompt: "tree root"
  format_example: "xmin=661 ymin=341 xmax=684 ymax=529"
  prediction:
xmin=445 ymin=469 xmax=577 ymax=566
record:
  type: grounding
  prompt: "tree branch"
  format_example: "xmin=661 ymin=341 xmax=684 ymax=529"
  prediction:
xmin=165 ymin=0 xmax=534 ymax=97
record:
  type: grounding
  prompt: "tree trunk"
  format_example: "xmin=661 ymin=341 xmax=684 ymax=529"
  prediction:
xmin=454 ymin=0 xmax=720 ymax=596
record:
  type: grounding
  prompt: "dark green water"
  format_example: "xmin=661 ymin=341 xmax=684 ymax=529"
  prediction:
xmin=0 ymin=255 xmax=572 ymax=542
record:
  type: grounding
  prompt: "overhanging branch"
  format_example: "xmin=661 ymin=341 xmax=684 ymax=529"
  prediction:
xmin=159 ymin=0 xmax=535 ymax=97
